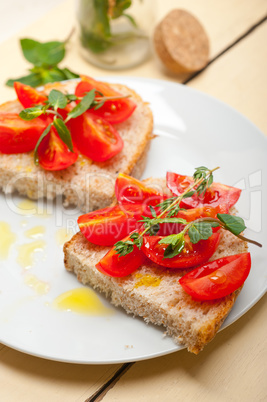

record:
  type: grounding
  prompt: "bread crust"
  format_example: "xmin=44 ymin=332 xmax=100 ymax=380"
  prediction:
xmin=63 ymin=178 xmax=248 ymax=353
xmin=0 ymin=81 xmax=153 ymax=212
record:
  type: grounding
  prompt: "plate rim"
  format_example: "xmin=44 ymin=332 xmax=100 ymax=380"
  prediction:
xmin=0 ymin=76 xmax=266 ymax=364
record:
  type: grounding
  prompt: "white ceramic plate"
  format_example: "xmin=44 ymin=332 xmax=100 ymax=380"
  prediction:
xmin=0 ymin=77 xmax=266 ymax=364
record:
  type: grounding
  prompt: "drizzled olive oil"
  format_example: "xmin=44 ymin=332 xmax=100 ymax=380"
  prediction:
xmin=0 ymin=222 xmax=16 ymax=259
xmin=24 ymin=274 xmax=49 ymax=295
xmin=25 ymin=225 xmax=46 ymax=239
xmin=17 ymin=240 xmax=46 ymax=269
xmin=53 ymin=288 xmax=112 ymax=315
xmin=55 ymin=228 xmax=73 ymax=246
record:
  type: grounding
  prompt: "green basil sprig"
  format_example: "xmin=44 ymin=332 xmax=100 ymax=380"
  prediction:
xmin=6 ymin=32 xmax=78 ymax=88
xmin=19 ymin=88 xmax=130 ymax=165
xmin=114 ymin=166 xmax=262 ymax=258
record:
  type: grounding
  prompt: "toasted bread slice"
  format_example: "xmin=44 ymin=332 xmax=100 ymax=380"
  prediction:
xmin=63 ymin=178 xmax=248 ymax=353
xmin=0 ymin=80 xmax=153 ymax=212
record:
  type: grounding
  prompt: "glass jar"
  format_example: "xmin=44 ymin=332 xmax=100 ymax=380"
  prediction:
xmin=76 ymin=0 xmax=152 ymax=70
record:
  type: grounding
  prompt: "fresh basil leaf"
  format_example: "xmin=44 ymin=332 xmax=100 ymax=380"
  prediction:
xmin=130 ymin=232 xmax=139 ymax=240
xmin=66 ymin=94 xmax=78 ymax=101
xmin=156 ymin=196 xmax=176 ymax=209
xmin=130 ymin=232 xmax=143 ymax=249
xmin=188 ymin=221 xmax=213 ymax=244
xmin=94 ymin=0 xmax=111 ymax=36
xmin=60 ymin=68 xmax=79 ymax=80
xmin=193 ymin=166 xmax=208 ymax=180
xmin=37 ymin=41 xmax=65 ymax=66
xmin=40 ymin=67 xmax=66 ymax=84
xmin=21 ymin=38 xmax=65 ymax=67
xmin=122 ymin=13 xmax=138 ymax=27
xmin=194 ymin=222 xmax=213 ymax=239
xmin=208 ymin=175 xmax=213 ymax=187
xmin=20 ymin=39 xmax=44 ymax=66
xmin=66 ymin=89 xmax=95 ymax=121
xmin=159 ymin=233 xmax=182 ymax=246
xmin=111 ymin=0 xmax=132 ymax=19
xmin=48 ymin=90 xmax=68 ymax=110
xmin=183 ymin=191 xmax=195 ymax=198
xmin=115 ymin=240 xmax=134 ymax=256
xmin=80 ymin=30 xmax=112 ymax=53
xmin=93 ymin=100 xmax=104 ymax=110
xmin=19 ymin=106 xmax=44 ymax=120
xmin=166 ymin=203 xmax=182 ymax=217
xmin=149 ymin=205 xmax=157 ymax=218
xmin=53 ymin=118 xmax=73 ymax=152
xmin=34 ymin=124 xmax=51 ymax=165
xmin=163 ymin=235 xmax=185 ymax=259
xmin=209 ymin=222 xmax=220 ymax=228
xmin=138 ymin=216 xmax=152 ymax=224
xmin=148 ymin=224 xmax=160 ymax=236
xmin=196 ymin=180 xmax=207 ymax=195
xmin=217 ymin=213 xmax=246 ymax=235
xmin=5 ymin=72 xmax=43 ymax=88
xmin=188 ymin=225 xmax=201 ymax=244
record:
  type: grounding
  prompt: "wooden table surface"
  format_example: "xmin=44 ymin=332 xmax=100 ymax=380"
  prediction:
xmin=0 ymin=1 xmax=266 ymax=401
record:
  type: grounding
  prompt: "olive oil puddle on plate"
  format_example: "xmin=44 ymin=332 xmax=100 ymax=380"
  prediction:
xmin=55 ymin=228 xmax=73 ymax=246
xmin=17 ymin=240 xmax=46 ymax=269
xmin=0 ymin=222 xmax=16 ymax=259
xmin=25 ymin=225 xmax=46 ymax=239
xmin=17 ymin=200 xmax=49 ymax=218
xmin=53 ymin=288 xmax=113 ymax=316
xmin=24 ymin=274 xmax=49 ymax=295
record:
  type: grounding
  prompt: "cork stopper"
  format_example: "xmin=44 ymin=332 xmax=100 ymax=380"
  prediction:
xmin=153 ymin=9 xmax=210 ymax=74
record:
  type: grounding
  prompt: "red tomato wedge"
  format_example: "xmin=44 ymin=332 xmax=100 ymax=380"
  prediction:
xmin=179 ymin=253 xmax=251 ymax=300
xmin=96 ymin=233 xmax=146 ymax=277
xmin=158 ymin=206 xmax=221 ymax=236
xmin=142 ymin=233 xmax=220 ymax=269
xmin=115 ymin=173 xmax=167 ymax=207
xmin=38 ymin=126 xmax=78 ymax=171
xmin=0 ymin=113 xmax=48 ymax=154
xmin=14 ymin=82 xmax=47 ymax=108
xmin=75 ymin=76 xmax=136 ymax=124
xmin=78 ymin=204 xmax=147 ymax=246
xmin=166 ymin=172 xmax=241 ymax=212
xmin=69 ymin=112 xmax=123 ymax=162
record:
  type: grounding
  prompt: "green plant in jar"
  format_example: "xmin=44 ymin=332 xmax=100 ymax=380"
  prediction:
xmin=78 ymin=0 xmax=148 ymax=57
xmin=79 ymin=0 xmax=148 ymax=53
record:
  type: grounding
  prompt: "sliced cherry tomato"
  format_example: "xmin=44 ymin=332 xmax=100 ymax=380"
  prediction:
xmin=69 ymin=112 xmax=123 ymax=162
xmin=78 ymin=204 xmax=148 ymax=246
xmin=158 ymin=206 xmax=221 ymax=236
xmin=96 ymin=233 xmax=146 ymax=277
xmin=38 ymin=126 xmax=78 ymax=171
xmin=115 ymin=173 xmax=167 ymax=207
xmin=0 ymin=113 xmax=49 ymax=154
xmin=179 ymin=253 xmax=251 ymax=300
xmin=14 ymin=82 xmax=47 ymax=108
xmin=75 ymin=76 xmax=136 ymax=124
xmin=142 ymin=233 xmax=220 ymax=269
xmin=166 ymin=172 xmax=241 ymax=211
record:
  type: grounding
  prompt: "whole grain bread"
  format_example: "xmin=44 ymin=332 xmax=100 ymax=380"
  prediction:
xmin=63 ymin=178 xmax=248 ymax=353
xmin=0 ymin=80 xmax=153 ymax=212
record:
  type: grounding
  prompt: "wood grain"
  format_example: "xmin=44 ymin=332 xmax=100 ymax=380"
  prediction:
xmin=156 ymin=0 xmax=267 ymax=58
xmin=188 ymin=21 xmax=267 ymax=134
xmin=1 ymin=0 xmax=267 ymax=102
xmin=0 ymin=347 xmax=120 ymax=402
xmin=90 ymin=294 xmax=267 ymax=402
